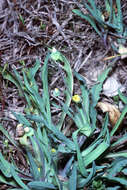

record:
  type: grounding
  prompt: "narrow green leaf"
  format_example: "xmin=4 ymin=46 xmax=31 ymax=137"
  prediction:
xmin=105 ymin=151 xmax=127 ymax=159
xmin=111 ymin=105 xmax=127 ymax=136
xmin=11 ymin=166 xmax=30 ymax=190
xmin=81 ymin=85 xmax=90 ymax=124
xmin=0 ymin=174 xmax=17 ymax=187
xmin=72 ymin=130 xmax=87 ymax=176
xmin=82 ymin=139 xmax=103 ymax=158
xmin=90 ymin=67 xmax=111 ymax=107
xmin=118 ymin=89 xmax=127 ymax=104
xmin=105 ymin=176 xmax=127 ymax=186
xmin=84 ymin=116 xmax=110 ymax=166
xmin=107 ymin=186 xmax=122 ymax=190
xmin=111 ymin=133 xmax=127 ymax=148
xmin=0 ymin=124 xmax=18 ymax=148
xmin=85 ymin=141 xmax=109 ymax=166
xmin=77 ymin=162 xmax=96 ymax=188
xmin=28 ymin=181 xmax=56 ymax=190
xmin=107 ymin=157 xmax=127 ymax=177
xmin=0 ymin=152 xmax=11 ymax=178
xmin=28 ymin=59 xmax=41 ymax=80
xmin=72 ymin=9 xmax=101 ymax=36
xmin=116 ymin=0 xmax=123 ymax=34
xmin=0 ymin=66 xmax=23 ymax=96
xmin=51 ymin=50 xmax=73 ymax=130
xmin=68 ymin=163 xmax=77 ymax=190
xmin=41 ymin=52 xmax=52 ymax=125
xmin=60 ymin=156 xmax=74 ymax=178
xmin=27 ymin=151 xmax=41 ymax=181
xmin=12 ymin=112 xmax=31 ymax=127
xmin=25 ymin=114 xmax=76 ymax=151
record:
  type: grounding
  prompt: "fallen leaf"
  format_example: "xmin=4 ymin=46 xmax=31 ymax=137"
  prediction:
xmin=103 ymin=74 xmax=125 ymax=97
xmin=97 ymin=102 xmax=121 ymax=126
xmin=118 ymin=44 xmax=127 ymax=59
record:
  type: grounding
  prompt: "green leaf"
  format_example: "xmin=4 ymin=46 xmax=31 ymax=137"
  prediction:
xmin=0 ymin=66 xmax=23 ymax=96
xmin=116 ymin=0 xmax=123 ymax=34
xmin=28 ymin=181 xmax=56 ymax=190
xmin=60 ymin=156 xmax=74 ymax=178
xmin=28 ymin=59 xmax=41 ymax=80
xmin=107 ymin=186 xmax=122 ymax=190
xmin=90 ymin=67 xmax=111 ymax=107
xmin=0 ymin=174 xmax=17 ymax=187
xmin=105 ymin=176 xmax=127 ymax=186
xmin=72 ymin=130 xmax=87 ymax=176
xmin=0 ymin=124 xmax=18 ymax=148
xmin=107 ymin=157 xmax=127 ymax=177
xmin=85 ymin=140 xmax=109 ymax=167
xmin=51 ymin=49 xmax=73 ymax=130
xmin=68 ymin=163 xmax=77 ymax=190
xmin=19 ymin=14 xmax=25 ymax=25
xmin=12 ymin=112 xmax=31 ymax=127
xmin=118 ymin=89 xmax=127 ymax=104
xmin=0 ymin=152 xmax=12 ymax=178
xmin=77 ymin=162 xmax=96 ymax=188
xmin=82 ymin=138 xmax=103 ymax=158
xmin=41 ymin=52 xmax=52 ymax=125
xmin=83 ymin=114 xmax=110 ymax=166
xmin=27 ymin=151 xmax=41 ymax=181
xmin=105 ymin=151 xmax=127 ymax=159
xmin=111 ymin=133 xmax=127 ymax=148
xmin=111 ymin=105 xmax=127 ymax=136
xmin=25 ymin=114 xmax=76 ymax=151
xmin=74 ymin=109 xmax=92 ymax=137
xmin=72 ymin=9 xmax=101 ymax=36
xmin=11 ymin=166 xmax=30 ymax=190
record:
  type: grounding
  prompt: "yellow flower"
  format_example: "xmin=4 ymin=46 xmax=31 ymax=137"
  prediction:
xmin=51 ymin=148 xmax=56 ymax=153
xmin=38 ymin=168 xmax=40 ymax=172
xmin=72 ymin=94 xmax=81 ymax=103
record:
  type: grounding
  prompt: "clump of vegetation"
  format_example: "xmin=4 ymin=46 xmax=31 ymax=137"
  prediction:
xmin=0 ymin=49 xmax=127 ymax=189
xmin=0 ymin=0 xmax=127 ymax=189
xmin=73 ymin=0 xmax=127 ymax=52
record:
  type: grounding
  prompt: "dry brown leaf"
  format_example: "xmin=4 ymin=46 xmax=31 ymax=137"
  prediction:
xmin=97 ymin=102 xmax=121 ymax=126
xmin=118 ymin=44 xmax=127 ymax=59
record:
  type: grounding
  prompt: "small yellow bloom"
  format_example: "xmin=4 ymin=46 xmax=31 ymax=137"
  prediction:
xmin=72 ymin=94 xmax=81 ymax=103
xmin=51 ymin=148 xmax=56 ymax=153
xmin=38 ymin=168 xmax=40 ymax=172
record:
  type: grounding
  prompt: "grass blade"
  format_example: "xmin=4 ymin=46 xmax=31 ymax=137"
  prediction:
xmin=72 ymin=130 xmax=87 ymax=176
xmin=118 ymin=89 xmax=127 ymax=104
xmin=28 ymin=181 xmax=56 ymax=190
xmin=41 ymin=52 xmax=52 ymax=125
xmin=72 ymin=9 xmax=101 ymax=36
xmin=68 ymin=163 xmax=77 ymax=190
xmin=11 ymin=166 xmax=30 ymax=190
xmin=51 ymin=49 xmax=73 ymax=130
xmin=111 ymin=105 xmax=127 ymax=136
xmin=0 ymin=124 xmax=18 ymax=148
